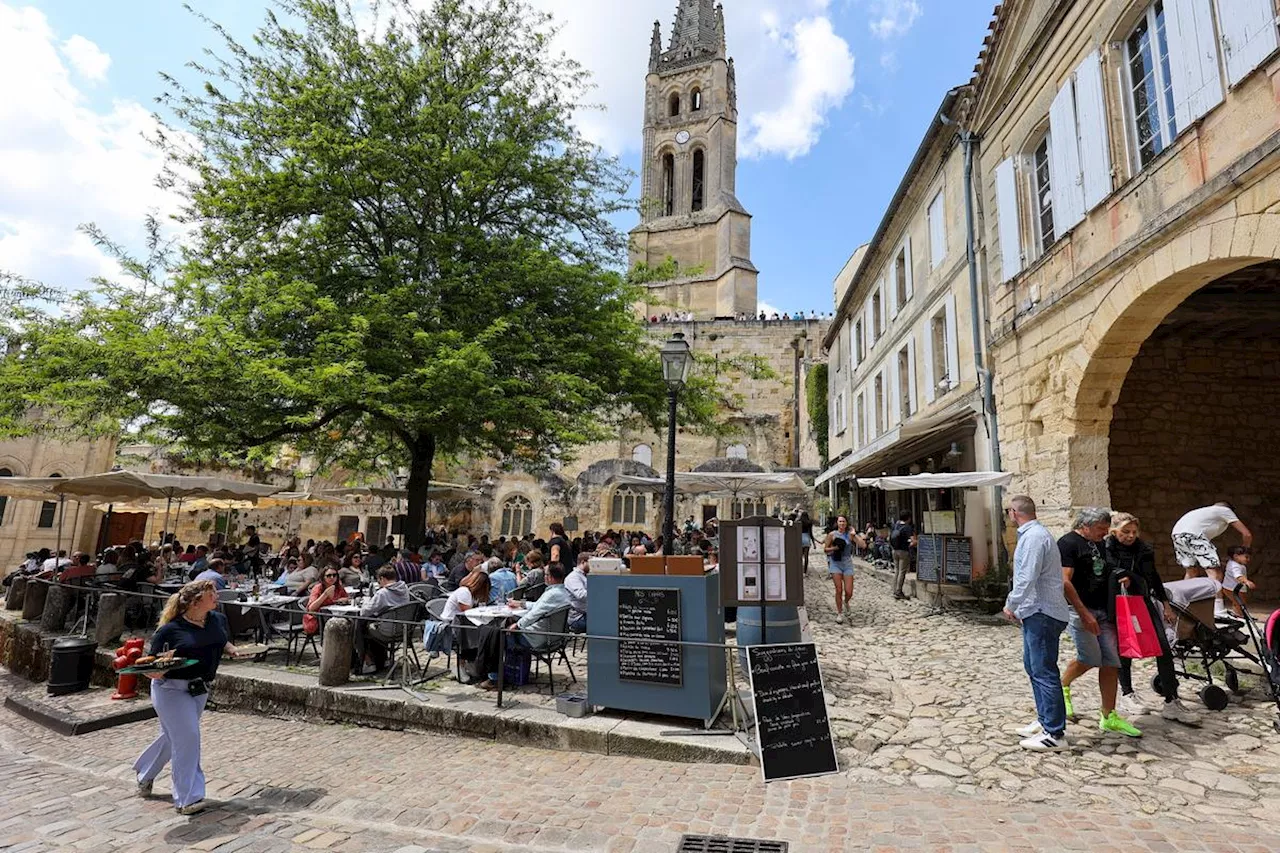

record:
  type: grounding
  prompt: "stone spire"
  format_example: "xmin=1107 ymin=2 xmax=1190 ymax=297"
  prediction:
xmin=649 ymin=20 xmax=663 ymax=71
xmin=666 ymin=0 xmax=721 ymax=59
xmin=715 ymin=3 xmax=726 ymax=52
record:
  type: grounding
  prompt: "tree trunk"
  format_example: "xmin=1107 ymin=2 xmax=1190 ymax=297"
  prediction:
xmin=404 ymin=433 xmax=436 ymax=551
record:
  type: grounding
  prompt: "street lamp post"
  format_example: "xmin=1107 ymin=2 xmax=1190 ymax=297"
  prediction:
xmin=660 ymin=332 xmax=693 ymax=556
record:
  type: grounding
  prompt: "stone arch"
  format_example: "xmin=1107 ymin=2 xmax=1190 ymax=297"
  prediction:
xmin=1061 ymin=211 xmax=1280 ymax=507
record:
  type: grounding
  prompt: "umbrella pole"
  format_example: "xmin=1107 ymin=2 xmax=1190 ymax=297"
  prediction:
xmin=286 ymin=500 xmax=295 ymax=541
xmin=54 ymin=494 xmax=65 ymax=562
xmin=99 ymin=503 xmax=113 ymax=554
xmin=159 ymin=496 xmax=172 ymax=546
xmin=69 ymin=499 xmax=83 ymax=556
xmin=174 ymin=498 xmax=184 ymax=544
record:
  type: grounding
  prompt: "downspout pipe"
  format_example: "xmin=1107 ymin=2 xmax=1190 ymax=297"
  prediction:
xmin=941 ymin=107 xmax=1006 ymax=574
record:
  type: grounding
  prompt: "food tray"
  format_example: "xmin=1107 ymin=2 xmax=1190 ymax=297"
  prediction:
xmin=119 ymin=657 xmax=199 ymax=674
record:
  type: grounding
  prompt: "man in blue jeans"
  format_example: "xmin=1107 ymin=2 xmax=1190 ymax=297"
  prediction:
xmin=1002 ymin=495 xmax=1072 ymax=751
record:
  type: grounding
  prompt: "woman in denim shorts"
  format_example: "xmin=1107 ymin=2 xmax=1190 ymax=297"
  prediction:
xmin=824 ymin=516 xmax=863 ymax=624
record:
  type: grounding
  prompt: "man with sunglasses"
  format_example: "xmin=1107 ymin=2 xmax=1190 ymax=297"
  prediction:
xmin=1002 ymin=495 xmax=1072 ymax=751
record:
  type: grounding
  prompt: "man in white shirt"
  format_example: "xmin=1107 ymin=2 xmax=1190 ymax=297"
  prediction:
xmin=564 ymin=553 xmax=589 ymax=633
xmin=1171 ymin=502 xmax=1252 ymax=580
xmin=41 ymin=550 xmax=71 ymax=573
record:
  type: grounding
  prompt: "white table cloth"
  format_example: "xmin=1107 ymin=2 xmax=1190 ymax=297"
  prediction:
xmin=464 ymin=604 xmax=529 ymax=625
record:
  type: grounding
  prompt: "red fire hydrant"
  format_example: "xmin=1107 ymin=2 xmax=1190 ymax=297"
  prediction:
xmin=111 ymin=638 xmax=146 ymax=700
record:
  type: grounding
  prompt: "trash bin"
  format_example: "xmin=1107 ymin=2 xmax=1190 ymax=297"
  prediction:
xmin=47 ymin=636 xmax=98 ymax=696
xmin=736 ymin=606 xmax=801 ymax=672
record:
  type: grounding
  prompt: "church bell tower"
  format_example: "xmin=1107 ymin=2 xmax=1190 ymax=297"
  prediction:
xmin=630 ymin=0 xmax=758 ymax=319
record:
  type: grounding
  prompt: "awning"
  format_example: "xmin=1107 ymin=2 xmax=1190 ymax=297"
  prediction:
xmin=613 ymin=471 xmax=809 ymax=498
xmin=50 ymin=471 xmax=284 ymax=502
xmin=0 ymin=477 xmax=69 ymax=500
xmin=321 ymin=482 xmax=480 ymax=503
xmin=856 ymin=471 xmax=1011 ymax=490
xmin=814 ymin=403 xmax=978 ymax=488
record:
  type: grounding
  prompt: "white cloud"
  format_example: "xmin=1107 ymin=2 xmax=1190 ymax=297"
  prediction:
xmin=530 ymin=0 xmax=854 ymax=160
xmin=869 ymin=0 xmax=921 ymax=40
xmin=740 ymin=16 xmax=854 ymax=160
xmin=0 ymin=4 xmax=176 ymax=291
xmin=60 ymin=33 xmax=110 ymax=81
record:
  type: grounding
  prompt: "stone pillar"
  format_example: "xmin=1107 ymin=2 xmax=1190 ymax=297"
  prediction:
xmin=22 ymin=579 xmax=49 ymax=622
xmin=5 ymin=575 xmax=27 ymax=611
xmin=318 ymin=617 xmax=352 ymax=687
xmin=41 ymin=583 xmax=72 ymax=633
xmin=94 ymin=593 xmax=126 ymax=646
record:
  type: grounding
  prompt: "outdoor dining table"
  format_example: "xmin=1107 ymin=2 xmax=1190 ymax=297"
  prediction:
xmin=323 ymin=603 xmax=363 ymax=617
xmin=464 ymin=604 xmax=529 ymax=625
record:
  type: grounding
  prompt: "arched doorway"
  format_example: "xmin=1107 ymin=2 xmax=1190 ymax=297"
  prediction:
xmin=1106 ymin=260 xmax=1280 ymax=580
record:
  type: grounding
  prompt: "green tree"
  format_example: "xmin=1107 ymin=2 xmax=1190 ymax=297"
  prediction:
xmin=806 ymin=362 xmax=829 ymax=467
xmin=0 ymin=0 xmax=735 ymax=546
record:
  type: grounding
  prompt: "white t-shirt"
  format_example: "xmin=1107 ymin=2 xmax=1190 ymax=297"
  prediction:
xmin=1172 ymin=505 xmax=1239 ymax=539
xmin=1224 ymin=559 xmax=1248 ymax=585
xmin=441 ymin=587 xmax=473 ymax=621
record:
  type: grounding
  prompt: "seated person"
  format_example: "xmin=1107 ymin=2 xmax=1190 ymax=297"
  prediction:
xmin=508 ymin=562 xmax=572 ymax=653
xmin=304 ymin=568 xmax=349 ymax=635
xmin=281 ymin=558 xmax=318 ymax=595
xmin=95 ymin=548 xmax=120 ymax=578
xmin=518 ymin=549 xmax=546 ymax=589
xmin=425 ymin=570 xmax=490 ymax=656
xmin=489 ymin=560 xmax=518 ymax=603
xmin=564 ymin=552 xmax=589 ymax=633
xmin=338 ymin=553 xmax=365 ymax=588
xmin=354 ymin=566 xmax=410 ymax=673
xmin=448 ymin=552 xmax=482 ymax=588
xmin=1223 ymin=545 xmax=1257 ymax=617
xmin=195 ymin=558 xmax=229 ymax=590
xmin=423 ymin=551 xmax=448 ymax=580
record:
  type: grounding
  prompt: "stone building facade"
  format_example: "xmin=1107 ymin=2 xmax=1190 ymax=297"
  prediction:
xmin=973 ymin=0 xmax=1280 ymax=583
xmin=817 ymin=87 xmax=1000 ymax=577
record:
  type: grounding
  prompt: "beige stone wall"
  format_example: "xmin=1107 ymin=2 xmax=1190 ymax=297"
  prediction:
xmin=1109 ymin=336 xmax=1279 ymax=585
xmin=0 ymin=434 xmax=117 ymax=574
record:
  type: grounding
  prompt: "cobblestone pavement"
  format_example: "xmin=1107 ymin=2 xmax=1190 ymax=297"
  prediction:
xmin=805 ymin=556 xmax=1280 ymax=829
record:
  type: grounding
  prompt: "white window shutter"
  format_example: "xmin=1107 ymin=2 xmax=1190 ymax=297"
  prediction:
xmin=1216 ymin=0 xmax=1279 ymax=87
xmin=1074 ymin=50 xmax=1112 ymax=210
xmin=886 ymin=270 xmax=897 ymax=319
xmin=848 ymin=319 xmax=856 ymax=368
xmin=878 ymin=278 xmax=887 ymax=333
xmin=994 ymin=158 xmax=1022 ymax=281
xmin=945 ymin=292 xmax=960 ymax=388
xmin=1048 ymin=80 xmax=1085 ymax=230
xmin=922 ymin=319 xmax=935 ymax=404
xmin=907 ymin=337 xmax=917 ymax=416
xmin=890 ymin=363 xmax=901 ymax=426
xmin=904 ymin=237 xmax=913 ymax=298
xmin=1166 ymin=0 xmax=1225 ymax=130
xmin=864 ymin=300 xmax=873 ymax=348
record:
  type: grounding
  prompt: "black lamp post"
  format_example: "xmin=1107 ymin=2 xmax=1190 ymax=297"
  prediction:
xmin=660 ymin=331 xmax=693 ymax=555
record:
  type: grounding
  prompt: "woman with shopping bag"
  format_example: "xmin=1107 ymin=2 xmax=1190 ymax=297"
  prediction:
xmin=1106 ymin=514 xmax=1200 ymax=725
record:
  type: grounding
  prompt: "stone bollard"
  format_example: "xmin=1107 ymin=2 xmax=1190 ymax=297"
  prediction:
xmin=95 ymin=593 xmax=126 ymax=646
xmin=41 ymin=583 xmax=73 ymax=633
xmin=318 ymin=617 xmax=353 ymax=687
xmin=22 ymin=578 xmax=49 ymax=622
xmin=5 ymin=575 xmax=27 ymax=611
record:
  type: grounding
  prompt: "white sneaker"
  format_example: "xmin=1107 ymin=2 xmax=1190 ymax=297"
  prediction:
xmin=1019 ymin=732 xmax=1067 ymax=751
xmin=1161 ymin=698 xmax=1202 ymax=727
xmin=1017 ymin=720 xmax=1043 ymax=737
xmin=1118 ymin=692 xmax=1150 ymax=717
xmin=835 ymin=612 xmax=845 ymax=625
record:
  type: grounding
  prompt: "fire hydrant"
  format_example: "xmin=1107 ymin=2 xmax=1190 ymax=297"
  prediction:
xmin=111 ymin=638 xmax=146 ymax=700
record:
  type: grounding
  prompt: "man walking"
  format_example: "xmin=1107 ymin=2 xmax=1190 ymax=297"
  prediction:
xmin=890 ymin=511 xmax=915 ymax=601
xmin=1002 ymin=495 xmax=1071 ymax=751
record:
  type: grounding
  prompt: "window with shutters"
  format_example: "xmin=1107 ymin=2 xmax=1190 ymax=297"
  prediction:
xmin=897 ymin=345 xmax=913 ymax=420
xmin=854 ymin=319 xmax=865 ymax=363
xmin=930 ymin=311 xmax=949 ymax=392
xmin=874 ymin=374 xmax=885 ymax=436
xmin=501 ymin=495 xmax=534 ymax=536
xmin=1126 ymin=2 xmax=1178 ymax=168
xmin=871 ymin=291 xmax=883 ymax=341
xmin=894 ymin=247 xmax=909 ymax=310
xmin=832 ymin=391 xmax=846 ymax=434
xmin=856 ymin=393 xmax=867 ymax=448
xmin=928 ymin=191 xmax=946 ymax=269
xmin=610 ymin=490 xmax=647 ymax=526
xmin=1032 ymin=133 xmax=1056 ymax=253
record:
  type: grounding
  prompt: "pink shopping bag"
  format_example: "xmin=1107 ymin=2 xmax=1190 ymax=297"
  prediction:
xmin=1116 ymin=594 xmax=1163 ymax=659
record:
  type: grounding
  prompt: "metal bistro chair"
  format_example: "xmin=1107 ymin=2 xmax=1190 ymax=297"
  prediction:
xmin=374 ymin=601 xmax=423 ymax=682
xmin=263 ymin=598 xmax=308 ymax=665
xmin=513 ymin=606 xmax=576 ymax=695
xmin=421 ymin=597 xmax=457 ymax=679
xmin=408 ymin=582 xmax=443 ymax=604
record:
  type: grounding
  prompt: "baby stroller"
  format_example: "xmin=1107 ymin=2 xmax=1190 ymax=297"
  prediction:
xmin=1161 ymin=578 xmax=1280 ymax=723
xmin=1224 ymin=583 xmax=1280 ymax=733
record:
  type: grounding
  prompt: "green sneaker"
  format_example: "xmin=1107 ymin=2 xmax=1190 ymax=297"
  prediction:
xmin=1100 ymin=710 xmax=1142 ymax=738
xmin=1062 ymin=685 xmax=1076 ymax=721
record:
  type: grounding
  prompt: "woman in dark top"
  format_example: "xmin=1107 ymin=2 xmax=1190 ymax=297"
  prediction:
xmin=548 ymin=522 xmax=574 ymax=571
xmin=1107 ymin=513 xmax=1200 ymax=726
xmin=133 ymin=579 xmax=241 ymax=815
xmin=799 ymin=512 xmax=815 ymax=574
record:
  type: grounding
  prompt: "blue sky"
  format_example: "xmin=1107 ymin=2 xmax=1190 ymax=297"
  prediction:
xmin=3 ymin=0 xmax=997 ymax=315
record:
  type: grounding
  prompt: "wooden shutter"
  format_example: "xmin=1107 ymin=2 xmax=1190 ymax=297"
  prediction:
xmin=906 ymin=337 xmax=918 ymax=417
xmin=945 ymin=292 xmax=960 ymax=388
xmin=994 ymin=158 xmax=1022 ymax=280
xmin=1217 ymin=0 xmax=1279 ymax=87
xmin=1166 ymin=0 xmax=1225 ymax=130
xmin=921 ymin=319 xmax=935 ymax=404
xmin=904 ymin=236 xmax=914 ymax=299
xmin=1048 ymin=80 xmax=1085 ymax=230
xmin=890 ymin=360 xmax=901 ymax=426
xmin=1074 ymin=50 xmax=1112 ymax=211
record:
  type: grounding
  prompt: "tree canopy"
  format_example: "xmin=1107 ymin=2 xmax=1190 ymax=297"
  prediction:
xmin=0 ymin=0 xmax=742 ymax=545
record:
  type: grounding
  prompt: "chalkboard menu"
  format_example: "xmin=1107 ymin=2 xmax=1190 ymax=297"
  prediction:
xmin=916 ymin=534 xmax=943 ymax=583
xmin=617 ymin=587 xmax=682 ymax=686
xmin=944 ymin=536 xmax=973 ymax=584
xmin=746 ymin=643 xmax=839 ymax=782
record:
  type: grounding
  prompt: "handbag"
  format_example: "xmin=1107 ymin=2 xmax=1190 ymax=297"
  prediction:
xmin=1116 ymin=593 xmax=1163 ymax=659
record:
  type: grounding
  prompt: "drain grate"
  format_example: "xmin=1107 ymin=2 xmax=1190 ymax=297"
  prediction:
xmin=677 ymin=835 xmax=789 ymax=853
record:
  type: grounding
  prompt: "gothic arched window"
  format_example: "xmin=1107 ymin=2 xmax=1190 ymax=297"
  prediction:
xmin=668 ymin=93 xmax=680 ymax=117
xmin=499 ymin=495 xmax=533 ymax=537
xmin=691 ymin=149 xmax=705 ymax=212
xmin=726 ymin=444 xmax=748 ymax=460
xmin=662 ymin=153 xmax=675 ymax=217
xmin=631 ymin=444 xmax=653 ymax=467
xmin=0 ymin=467 xmax=11 ymax=526
xmin=691 ymin=88 xmax=702 ymax=111
xmin=611 ymin=490 xmax=648 ymax=526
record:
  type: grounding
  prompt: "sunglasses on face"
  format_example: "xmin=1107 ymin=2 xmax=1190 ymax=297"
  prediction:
xmin=324 ymin=573 xmax=338 ymax=578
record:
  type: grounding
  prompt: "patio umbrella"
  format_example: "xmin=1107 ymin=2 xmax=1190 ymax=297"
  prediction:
xmin=613 ymin=471 xmax=809 ymax=500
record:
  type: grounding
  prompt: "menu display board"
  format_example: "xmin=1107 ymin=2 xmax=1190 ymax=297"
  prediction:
xmin=944 ymin=536 xmax=973 ymax=584
xmin=915 ymin=534 xmax=943 ymax=583
xmin=746 ymin=642 xmax=839 ymax=782
xmin=722 ymin=517 xmax=802 ymax=607
xmin=617 ymin=587 xmax=682 ymax=686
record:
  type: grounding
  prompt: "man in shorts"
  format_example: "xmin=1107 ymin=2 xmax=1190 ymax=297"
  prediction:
xmin=1058 ymin=507 xmax=1142 ymax=738
xmin=1171 ymin=502 xmax=1252 ymax=580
